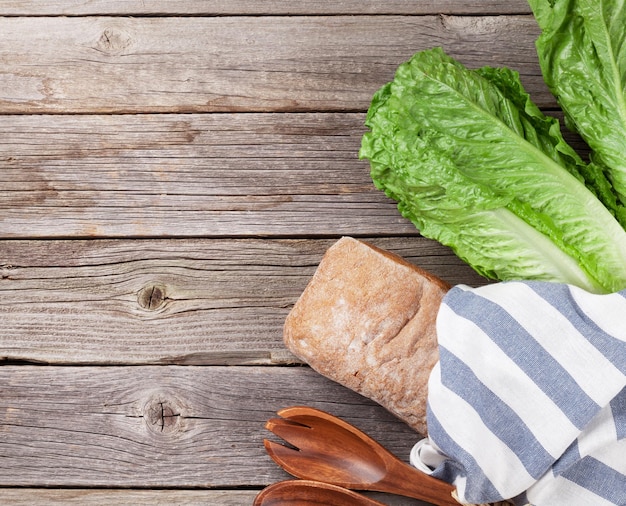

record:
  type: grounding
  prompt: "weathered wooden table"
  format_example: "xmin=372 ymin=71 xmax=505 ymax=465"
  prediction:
xmin=1 ymin=1 xmax=546 ymax=504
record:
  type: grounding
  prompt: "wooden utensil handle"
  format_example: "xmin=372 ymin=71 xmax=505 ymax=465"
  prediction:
xmin=379 ymin=458 xmax=459 ymax=506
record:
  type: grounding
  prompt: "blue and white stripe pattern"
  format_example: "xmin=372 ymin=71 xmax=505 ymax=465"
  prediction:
xmin=411 ymin=281 xmax=626 ymax=505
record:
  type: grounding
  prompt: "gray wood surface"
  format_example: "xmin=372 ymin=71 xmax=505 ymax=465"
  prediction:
xmin=0 ymin=237 xmax=486 ymax=365
xmin=0 ymin=489 xmax=260 ymax=506
xmin=0 ymin=15 xmax=547 ymax=114
xmin=0 ymin=366 xmax=422 ymax=486
xmin=0 ymin=113 xmax=415 ymax=238
xmin=0 ymin=489 xmax=425 ymax=506
xmin=0 ymin=1 xmax=542 ymax=503
xmin=0 ymin=0 xmax=532 ymax=15
xmin=0 ymin=111 xmax=584 ymax=239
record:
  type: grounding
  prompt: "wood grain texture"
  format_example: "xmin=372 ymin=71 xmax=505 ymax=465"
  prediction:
xmin=0 ymin=489 xmax=260 ymax=506
xmin=1 ymin=112 xmax=584 ymax=239
xmin=0 ymin=489 xmax=429 ymax=506
xmin=0 ymin=0 xmax=532 ymax=16
xmin=0 ymin=15 xmax=547 ymax=113
xmin=0 ymin=113 xmax=416 ymax=238
xmin=0 ymin=3 xmax=548 ymax=500
xmin=0 ymin=365 xmax=424 ymax=487
xmin=0 ymin=237 xmax=487 ymax=365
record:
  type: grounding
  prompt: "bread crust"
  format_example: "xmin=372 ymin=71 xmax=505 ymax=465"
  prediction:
xmin=283 ymin=236 xmax=449 ymax=435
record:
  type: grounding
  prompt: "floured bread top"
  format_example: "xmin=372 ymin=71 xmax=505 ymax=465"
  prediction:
xmin=284 ymin=236 xmax=449 ymax=435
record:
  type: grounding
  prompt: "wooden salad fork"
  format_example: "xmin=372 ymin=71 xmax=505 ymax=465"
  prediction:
xmin=263 ymin=406 xmax=459 ymax=506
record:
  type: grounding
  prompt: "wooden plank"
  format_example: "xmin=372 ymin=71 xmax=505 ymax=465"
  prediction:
xmin=0 ymin=15 xmax=548 ymax=114
xmin=0 ymin=237 xmax=487 ymax=365
xmin=0 ymin=489 xmax=260 ymax=506
xmin=0 ymin=0 xmax=532 ymax=16
xmin=1 ymin=112 xmax=586 ymax=239
xmin=0 ymin=365 xmax=427 ymax=488
xmin=0 ymin=488 xmax=429 ymax=506
xmin=0 ymin=113 xmax=418 ymax=238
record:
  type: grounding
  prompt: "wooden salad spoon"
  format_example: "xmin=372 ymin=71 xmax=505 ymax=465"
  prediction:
xmin=253 ymin=479 xmax=387 ymax=506
xmin=263 ymin=406 xmax=459 ymax=506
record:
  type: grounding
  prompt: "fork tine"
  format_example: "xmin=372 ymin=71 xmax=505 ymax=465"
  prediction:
xmin=277 ymin=406 xmax=344 ymax=426
xmin=270 ymin=408 xmax=384 ymax=461
xmin=265 ymin=416 xmax=311 ymax=430
xmin=276 ymin=407 xmax=373 ymax=448
xmin=264 ymin=439 xmax=357 ymax=484
xmin=264 ymin=439 xmax=321 ymax=480
xmin=276 ymin=407 xmax=326 ymax=429
xmin=264 ymin=439 xmax=300 ymax=462
xmin=265 ymin=416 xmax=316 ymax=451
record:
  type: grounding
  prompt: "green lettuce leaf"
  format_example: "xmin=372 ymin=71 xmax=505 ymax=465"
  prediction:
xmin=529 ymin=0 xmax=626 ymax=219
xmin=359 ymin=47 xmax=626 ymax=293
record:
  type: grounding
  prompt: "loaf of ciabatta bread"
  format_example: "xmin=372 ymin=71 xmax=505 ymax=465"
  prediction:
xmin=283 ymin=236 xmax=450 ymax=435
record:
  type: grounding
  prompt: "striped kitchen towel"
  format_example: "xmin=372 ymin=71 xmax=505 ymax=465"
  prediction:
xmin=410 ymin=281 xmax=626 ymax=505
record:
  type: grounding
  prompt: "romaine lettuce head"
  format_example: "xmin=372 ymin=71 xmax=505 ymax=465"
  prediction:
xmin=360 ymin=48 xmax=626 ymax=293
xmin=529 ymin=0 xmax=626 ymax=221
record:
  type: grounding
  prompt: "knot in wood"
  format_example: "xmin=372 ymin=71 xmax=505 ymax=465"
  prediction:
xmin=95 ymin=27 xmax=133 ymax=55
xmin=137 ymin=283 xmax=167 ymax=311
xmin=1 ymin=264 xmax=15 ymax=280
xmin=144 ymin=395 xmax=182 ymax=435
